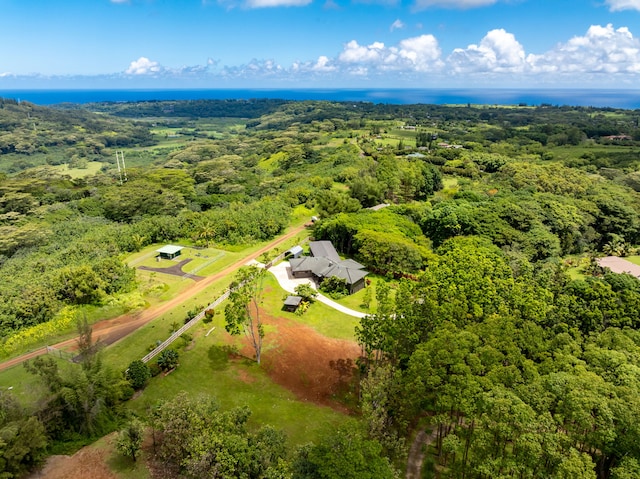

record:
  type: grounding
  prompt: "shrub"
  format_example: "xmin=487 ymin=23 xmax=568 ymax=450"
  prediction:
xmin=179 ymin=332 xmax=193 ymax=348
xmin=294 ymin=284 xmax=318 ymax=303
xmin=125 ymin=360 xmax=151 ymax=390
xmin=149 ymin=362 xmax=162 ymax=377
xmin=184 ymin=305 xmax=203 ymax=324
xmin=202 ymin=308 xmax=215 ymax=324
xmin=157 ymin=349 xmax=179 ymax=372
xmin=319 ymin=276 xmax=349 ymax=299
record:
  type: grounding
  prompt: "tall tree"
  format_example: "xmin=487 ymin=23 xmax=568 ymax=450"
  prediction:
xmin=116 ymin=418 xmax=145 ymax=463
xmin=225 ymin=265 xmax=267 ymax=365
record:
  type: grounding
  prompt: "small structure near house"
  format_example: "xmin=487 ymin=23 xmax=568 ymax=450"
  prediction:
xmin=285 ymin=245 xmax=304 ymax=259
xmin=156 ymin=245 xmax=184 ymax=260
xmin=283 ymin=295 xmax=303 ymax=312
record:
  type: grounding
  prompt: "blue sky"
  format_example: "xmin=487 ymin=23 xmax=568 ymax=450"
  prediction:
xmin=1 ymin=0 xmax=640 ymax=89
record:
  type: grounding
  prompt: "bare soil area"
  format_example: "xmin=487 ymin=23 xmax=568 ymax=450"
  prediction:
xmin=26 ymin=436 xmax=118 ymax=479
xmin=240 ymin=311 xmax=361 ymax=412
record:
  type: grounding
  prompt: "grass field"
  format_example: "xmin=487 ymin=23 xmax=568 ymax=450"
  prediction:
xmin=126 ymin=331 xmax=349 ymax=448
xmin=119 ymin=272 xmax=355 ymax=448
xmin=129 ymin=245 xmax=230 ymax=274
xmin=52 ymin=161 xmax=104 ymax=178
xmin=332 ymin=274 xmax=397 ymax=314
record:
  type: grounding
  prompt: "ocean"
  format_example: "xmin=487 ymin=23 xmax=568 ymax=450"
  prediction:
xmin=0 ymin=88 xmax=639 ymax=109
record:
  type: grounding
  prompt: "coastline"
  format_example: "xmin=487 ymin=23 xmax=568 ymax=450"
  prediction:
xmin=1 ymin=88 xmax=639 ymax=109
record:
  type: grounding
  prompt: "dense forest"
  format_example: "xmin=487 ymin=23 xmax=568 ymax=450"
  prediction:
xmin=1 ymin=97 xmax=640 ymax=478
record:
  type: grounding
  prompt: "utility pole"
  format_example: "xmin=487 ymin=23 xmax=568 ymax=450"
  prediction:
xmin=115 ymin=150 xmax=128 ymax=185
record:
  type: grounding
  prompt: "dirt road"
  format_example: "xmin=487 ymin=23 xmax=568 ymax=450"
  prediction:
xmin=0 ymin=224 xmax=308 ymax=372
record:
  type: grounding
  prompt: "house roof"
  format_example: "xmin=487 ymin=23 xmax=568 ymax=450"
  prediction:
xmin=309 ymin=241 xmax=341 ymax=263
xmin=156 ymin=245 xmax=184 ymax=255
xmin=291 ymin=240 xmax=369 ymax=287
xmin=289 ymin=256 xmax=368 ymax=286
xmin=284 ymin=295 xmax=303 ymax=307
xmin=322 ymin=263 xmax=368 ymax=285
xmin=339 ymin=258 xmax=366 ymax=270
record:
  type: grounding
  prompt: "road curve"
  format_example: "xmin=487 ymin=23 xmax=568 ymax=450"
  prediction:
xmin=0 ymin=224 xmax=308 ymax=372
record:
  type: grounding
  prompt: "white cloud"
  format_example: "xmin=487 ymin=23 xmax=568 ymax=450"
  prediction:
xmin=397 ymin=34 xmax=442 ymax=71
xmin=125 ymin=57 xmax=162 ymax=75
xmin=606 ymin=0 xmax=640 ymax=11
xmin=448 ymin=29 xmax=526 ymax=73
xmin=337 ymin=35 xmax=442 ymax=72
xmin=312 ymin=56 xmax=336 ymax=72
xmin=339 ymin=40 xmax=386 ymax=63
xmin=245 ymin=0 xmax=312 ymax=7
xmin=220 ymin=59 xmax=287 ymax=79
xmin=390 ymin=19 xmax=405 ymax=32
xmin=413 ymin=0 xmax=497 ymax=10
xmin=528 ymin=24 xmax=640 ymax=74
xmin=7 ymin=24 xmax=640 ymax=88
xmin=347 ymin=66 xmax=369 ymax=76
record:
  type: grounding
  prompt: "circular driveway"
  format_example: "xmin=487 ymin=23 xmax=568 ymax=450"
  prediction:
xmin=268 ymin=261 xmax=366 ymax=318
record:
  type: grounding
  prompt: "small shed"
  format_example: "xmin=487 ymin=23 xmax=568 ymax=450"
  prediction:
xmin=285 ymin=245 xmax=304 ymax=259
xmin=156 ymin=245 xmax=184 ymax=260
xmin=283 ymin=295 xmax=303 ymax=312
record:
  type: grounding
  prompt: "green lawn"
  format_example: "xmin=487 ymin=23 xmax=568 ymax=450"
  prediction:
xmin=331 ymin=274 xmax=396 ymax=314
xmin=0 ymin=355 xmax=74 ymax=408
xmin=623 ymin=255 xmax=640 ymax=266
xmin=261 ymin=274 xmax=359 ymax=341
xmin=129 ymin=245 xmax=229 ymax=276
xmin=127 ymin=333 xmax=348 ymax=448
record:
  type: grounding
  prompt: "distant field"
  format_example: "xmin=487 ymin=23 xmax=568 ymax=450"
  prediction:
xmin=52 ymin=161 xmax=104 ymax=178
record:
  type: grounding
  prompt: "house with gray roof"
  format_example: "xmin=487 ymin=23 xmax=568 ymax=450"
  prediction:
xmin=289 ymin=241 xmax=368 ymax=294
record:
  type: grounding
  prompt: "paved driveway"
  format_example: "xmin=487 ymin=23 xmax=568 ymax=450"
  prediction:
xmin=596 ymin=256 xmax=640 ymax=277
xmin=268 ymin=261 xmax=367 ymax=318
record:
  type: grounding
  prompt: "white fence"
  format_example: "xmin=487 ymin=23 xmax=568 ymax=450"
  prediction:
xmin=141 ymin=289 xmax=230 ymax=363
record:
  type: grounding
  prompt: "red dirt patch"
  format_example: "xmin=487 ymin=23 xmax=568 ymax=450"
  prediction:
xmin=236 ymin=311 xmax=361 ymax=411
xmin=26 ymin=436 xmax=117 ymax=479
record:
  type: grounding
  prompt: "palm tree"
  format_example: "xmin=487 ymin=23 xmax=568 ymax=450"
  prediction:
xmin=197 ymin=221 xmax=216 ymax=248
